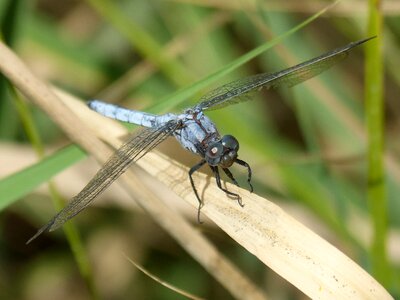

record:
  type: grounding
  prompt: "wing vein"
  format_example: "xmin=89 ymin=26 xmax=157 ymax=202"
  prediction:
xmin=27 ymin=121 xmax=179 ymax=243
xmin=196 ymin=37 xmax=373 ymax=111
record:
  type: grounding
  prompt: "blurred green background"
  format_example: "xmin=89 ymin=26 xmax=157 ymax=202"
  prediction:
xmin=0 ymin=0 xmax=399 ymax=299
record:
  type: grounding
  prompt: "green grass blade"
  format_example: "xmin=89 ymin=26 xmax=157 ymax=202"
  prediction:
xmin=1 ymin=90 xmax=97 ymax=296
xmin=0 ymin=0 xmax=25 ymax=139
xmin=0 ymin=144 xmax=85 ymax=211
xmin=12 ymin=88 xmax=45 ymax=156
xmin=85 ymin=0 xmax=193 ymax=87
xmin=2 ymin=88 xmax=98 ymax=298
xmin=47 ymin=182 xmax=99 ymax=299
xmin=365 ymin=0 xmax=391 ymax=287
xmin=148 ymin=0 xmax=342 ymax=113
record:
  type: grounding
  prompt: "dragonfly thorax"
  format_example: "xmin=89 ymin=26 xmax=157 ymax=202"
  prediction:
xmin=173 ymin=111 xmax=220 ymax=155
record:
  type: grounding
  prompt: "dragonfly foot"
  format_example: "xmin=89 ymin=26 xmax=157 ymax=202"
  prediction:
xmin=197 ymin=202 xmax=204 ymax=224
xmin=236 ymin=196 xmax=244 ymax=207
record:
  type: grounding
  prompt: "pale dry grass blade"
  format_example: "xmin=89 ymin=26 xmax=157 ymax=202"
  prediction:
xmin=1 ymin=38 xmax=393 ymax=299
xmin=135 ymin=153 xmax=393 ymax=300
xmin=58 ymin=68 xmax=392 ymax=299
xmin=0 ymin=38 xmax=393 ymax=299
xmin=97 ymin=10 xmax=232 ymax=101
xmin=122 ymin=253 xmax=205 ymax=300
xmin=0 ymin=41 xmax=268 ymax=300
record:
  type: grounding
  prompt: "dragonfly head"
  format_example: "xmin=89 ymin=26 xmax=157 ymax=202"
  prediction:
xmin=205 ymin=135 xmax=239 ymax=168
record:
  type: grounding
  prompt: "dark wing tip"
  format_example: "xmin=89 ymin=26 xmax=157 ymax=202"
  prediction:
xmin=352 ymin=36 xmax=377 ymax=47
xmin=26 ymin=221 xmax=55 ymax=245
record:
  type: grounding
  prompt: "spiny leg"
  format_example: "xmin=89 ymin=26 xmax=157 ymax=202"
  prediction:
xmin=235 ymin=158 xmax=254 ymax=193
xmin=189 ymin=159 xmax=207 ymax=223
xmin=222 ymin=168 xmax=240 ymax=187
xmin=210 ymin=166 xmax=243 ymax=207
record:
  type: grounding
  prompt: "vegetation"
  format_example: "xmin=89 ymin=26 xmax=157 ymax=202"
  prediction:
xmin=0 ymin=0 xmax=398 ymax=299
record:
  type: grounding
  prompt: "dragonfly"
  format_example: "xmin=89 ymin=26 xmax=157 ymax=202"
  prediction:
xmin=27 ymin=37 xmax=374 ymax=243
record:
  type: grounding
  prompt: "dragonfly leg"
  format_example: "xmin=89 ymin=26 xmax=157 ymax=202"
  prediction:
xmin=222 ymin=168 xmax=240 ymax=187
xmin=211 ymin=166 xmax=243 ymax=207
xmin=235 ymin=159 xmax=254 ymax=193
xmin=189 ymin=159 xmax=207 ymax=223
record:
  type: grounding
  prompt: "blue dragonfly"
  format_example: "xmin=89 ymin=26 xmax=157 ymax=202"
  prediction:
xmin=27 ymin=37 xmax=374 ymax=243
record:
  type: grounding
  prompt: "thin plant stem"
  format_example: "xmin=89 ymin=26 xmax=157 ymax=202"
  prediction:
xmin=365 ymin=0 xmax=391 ymax=287
xmin=11 ymin=86 xmax=99 ymax=300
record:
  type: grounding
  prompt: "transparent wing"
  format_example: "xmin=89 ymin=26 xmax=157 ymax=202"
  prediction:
xmin=195 ymin=37 xmax=374 ymax=111
xmin=27 ymin=120 xmax=179 ymax=243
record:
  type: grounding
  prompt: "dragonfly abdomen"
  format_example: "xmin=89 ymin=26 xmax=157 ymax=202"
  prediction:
xmin=88 ymin=100 xmax=163 ymax=128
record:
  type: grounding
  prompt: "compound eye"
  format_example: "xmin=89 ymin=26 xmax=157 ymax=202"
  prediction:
xmin=221 ymin=135 xmax=239 ymax=151
xmin=220 ymin=151 xmax=237 ymax=168
xmin=205 ymin=142 xmax=223 ymax=166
